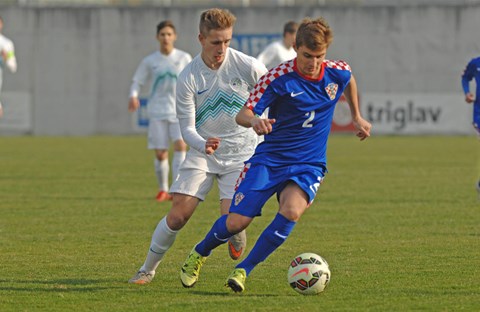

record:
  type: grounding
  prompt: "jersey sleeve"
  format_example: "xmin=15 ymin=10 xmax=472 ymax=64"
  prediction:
xmin=245 ymin=71 xmax=279 ymax=116
xmin=324 ymin=59 xmax=352 ymax=88
xmin=250 ymin=58 xmax=268 ymax=89
xmin=179 ymin=52 xmax=193 ymax=71
xmin=129 ymin=57 xmax=150 ymax=98
xmin=256 ymin=42 xmax=276 ymax=68
xmin=175 ymin=68 xmax=195 ymax=120
xmin=175 ymin=67 xmax=207 ymax=153
xmin=461 ymin=59 xmax=475 ymax=94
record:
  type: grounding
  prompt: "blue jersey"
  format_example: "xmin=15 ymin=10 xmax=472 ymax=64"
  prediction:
xmin=245 ymin=59 xmax=352 ymax=167
xmin=461 ymin=56 xmax=480 ymax=130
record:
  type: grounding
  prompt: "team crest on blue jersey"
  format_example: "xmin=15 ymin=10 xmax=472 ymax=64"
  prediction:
xmin=234 ymin=192 xmax=245 ymax=206
xmin=230 ymin=77 xmax=243 ymax=92
xmin=325 ymin=83 xmax=339 ymax=100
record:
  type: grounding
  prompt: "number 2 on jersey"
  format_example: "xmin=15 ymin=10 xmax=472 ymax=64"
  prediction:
xmin=302 ymin=110 xmax=315 ymax=128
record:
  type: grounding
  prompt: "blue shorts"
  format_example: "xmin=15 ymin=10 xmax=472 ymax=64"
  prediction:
xmin=229 ymin=162 xmax=326 ymax=218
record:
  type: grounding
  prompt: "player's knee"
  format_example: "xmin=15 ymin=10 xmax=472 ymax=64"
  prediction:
xmin=173 ymin=139 xmax=187 ymax=151
xmin=166 ymin=211 xmax=190 ymax=231
xmin=155 ymin=150 xmax=168 ymax=160
xmin=225 ymin=214 xmax=250 ymax=234
xmin=279 ymin=210 xmax=303 ymax=222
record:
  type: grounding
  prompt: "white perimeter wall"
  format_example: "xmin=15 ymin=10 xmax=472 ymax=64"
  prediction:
xmin=0 ymin=4 xmax=479 ymax=135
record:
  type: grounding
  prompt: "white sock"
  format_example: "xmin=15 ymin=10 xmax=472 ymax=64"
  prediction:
xmin=172 ymin=151 xmax=186 ymax=183
xmin=140 ymin=217 xmax=178 ymax=274
xmin=154 ymin=158 xmax=169 ymax=191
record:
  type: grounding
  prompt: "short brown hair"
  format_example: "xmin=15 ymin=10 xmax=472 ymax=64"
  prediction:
xmin=157 ymin=20 xmax=175 ymax=35
xmin=283 ymin=21 xmax=298 ymax=36
xmin=295 ymin=17 xmax=333 ymax=50
xmin=199 ymin=8 xmax=236 ymax=37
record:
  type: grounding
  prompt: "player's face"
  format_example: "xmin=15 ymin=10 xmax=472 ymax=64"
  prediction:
xmin=199 ymin=27 xmax=233 ymax=69
xmin=284 ymin=32 xmax=296 ymax=48
xmin=157 ymin=26 xmax=176 ymax=49
xmin=295 ymin=45 xmax=327 ymax=79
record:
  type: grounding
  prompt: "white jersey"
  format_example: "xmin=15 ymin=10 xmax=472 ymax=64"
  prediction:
xmin=176 ymin=48 xmax=267 ymax=166
xmin=0 ymin=33 xmax=17 ymax=75
xmin=130 ymin=48 xmax=192 ymax=120
xmin=257 ymin=40 xmax=296 ymax=69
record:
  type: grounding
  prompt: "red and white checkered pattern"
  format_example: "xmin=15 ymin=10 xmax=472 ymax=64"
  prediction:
xmin=246 ymin=59 xmax=351 ymax=110
xmin=246 ymin=60 xmax=295 ymax=110
xmin=324 ymin=60 xmax=351 ymax=72
xmin=234 ymin=162 xmax=251 ymax=191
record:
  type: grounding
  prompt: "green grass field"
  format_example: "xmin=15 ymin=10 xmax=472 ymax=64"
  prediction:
xmin=0 ymin=135 xmax=479 ymax=311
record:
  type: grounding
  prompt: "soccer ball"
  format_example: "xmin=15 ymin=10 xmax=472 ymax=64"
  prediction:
xmin=287 ymin=252 xmax=331 ymax=295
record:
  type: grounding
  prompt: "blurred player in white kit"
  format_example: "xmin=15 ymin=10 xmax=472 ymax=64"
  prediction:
xmin=128 ymin=8 xmax=268 ymax=285
xmin=129 ymin=20 xmax=192 ymax=202
xmin=256 ymin=21 xmax=297 ymax=70
xmin=0 ymin=16 xmax=17 ymax=118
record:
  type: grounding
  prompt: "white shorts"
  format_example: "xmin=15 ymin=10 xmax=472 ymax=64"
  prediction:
xmin=148 ymin=119 xmax=183 ymax=150
xmin=169 ymin=150 xmax=244 ymax=201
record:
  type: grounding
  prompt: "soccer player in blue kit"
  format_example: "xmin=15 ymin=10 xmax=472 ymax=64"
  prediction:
xmin=180 ymin=16 xmax=372 ymax=292
xmin=461 ymin=56 xmax=480 ymax=193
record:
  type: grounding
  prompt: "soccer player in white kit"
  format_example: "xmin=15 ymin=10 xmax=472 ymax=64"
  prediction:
xmin=0 ymin=16 xmax=17 ymax=118
xmin=129 ymin=8 xmax=268 ymax=285
xmin=129 ymin=21 xmax=192 ymax=202
xmin=256 ymin=21 xmax=298 ymax=70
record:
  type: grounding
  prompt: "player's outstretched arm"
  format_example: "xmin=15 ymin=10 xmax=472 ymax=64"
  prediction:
xmin=343 ymin=74 xmax=371 ymax=141
xmin=236 ymin=106 xmax=275 ymax=135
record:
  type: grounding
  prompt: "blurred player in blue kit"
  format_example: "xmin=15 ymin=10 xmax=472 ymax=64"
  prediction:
xmin=180 ymin=16 xmax=372 ymax=292
xmin=129 ymin=21 xmax=192 ymax=202
xmin=461 ymin=56 xmax=480 ymax=193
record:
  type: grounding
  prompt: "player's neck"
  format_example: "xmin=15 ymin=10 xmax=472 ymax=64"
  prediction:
xmin=160 ymin=46 xmax=174 ymax=55
xmin=283 ymin=38 xmax=293 ymax=49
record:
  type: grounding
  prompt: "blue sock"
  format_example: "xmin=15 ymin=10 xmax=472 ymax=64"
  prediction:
xmin=236 ymin=213 xmax=295 ymax=276
xmin=195 ymin=215 xmax=233 ymax=257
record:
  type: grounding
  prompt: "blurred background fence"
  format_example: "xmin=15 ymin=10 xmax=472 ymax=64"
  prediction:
xmin=0 ymin=0 xmax=479 ymax=135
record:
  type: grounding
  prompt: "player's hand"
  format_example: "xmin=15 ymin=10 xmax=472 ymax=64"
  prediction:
xmin=0 ymin=49 xmax=6 ymax=62
xmin=205 ymin=137 xmax=221 ymax=155
xmin=251 ymin=117 xmax=276 ymax=135
xmin=465 ymin=93 xmax=475 ymax=104
xmin=353 ymin=117 xmax=371 ymax=141
xmin=128 ymin=97 xmax=140 ymax=112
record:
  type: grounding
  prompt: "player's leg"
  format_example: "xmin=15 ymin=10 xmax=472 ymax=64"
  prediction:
xmin=217 ymin=169 xmax=249 ymax=260
xmin=181 ymin=213 xmax=253 ymax=288
xmin=181 ymin=163 xmax=272 ymax=287
xmin=169 ymin=120 xmax=186 ymax=183
xmin=473 ymin=117 xmax=480 ymax=195
xmin=223 ymin=201 xmax=247 ymax=260
xmin=149 ymin=119 xmax=171 ymax=201
xmin=154 ymin=149 xmax=170 ymax=201
xmin=129 ymin=193 xmax=200 ymax=284
xmin=130 ymin=166 xmax=214 ymax=284
xmin=226 ymin=182 xmax=307 ymax=292
xmin=226 ymin=165 xmax=325 ymax=292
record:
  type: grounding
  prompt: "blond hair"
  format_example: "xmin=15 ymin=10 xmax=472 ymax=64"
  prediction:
xmin=295 ymin=17 xmax=333 ymax=50
xmin=199 ymin=8 xmax=236 ymax=36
